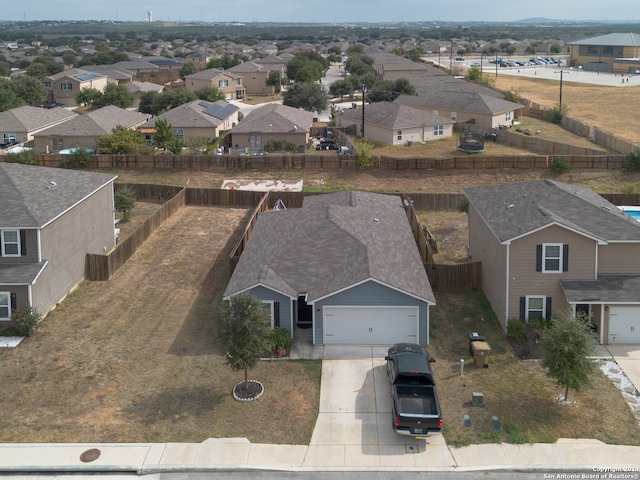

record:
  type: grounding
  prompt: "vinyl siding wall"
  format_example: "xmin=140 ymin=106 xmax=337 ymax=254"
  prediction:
xmin=34 ymin=183 xmax=115 ymax=315
xmin=597 ymin=243 xmax=640 ymax=273
xmin=245 ymin=285 xmax=293 ymax=333
xmin=507 ymin=225 xmax=596 ymax=321
xmin=313 ymin=280 xmax=430 ymax=345
xmin=467 ymin=204 xmax=509 ymax=327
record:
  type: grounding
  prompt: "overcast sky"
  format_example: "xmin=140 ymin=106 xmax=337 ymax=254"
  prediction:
xmin=9 ymin=0 xmax=640 ymax=23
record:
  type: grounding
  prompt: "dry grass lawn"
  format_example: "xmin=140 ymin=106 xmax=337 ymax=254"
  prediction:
xmin=430 ymin=291 xmax=640 ymax=447
xmin=493 ymin=75 xmax=640 ymax=144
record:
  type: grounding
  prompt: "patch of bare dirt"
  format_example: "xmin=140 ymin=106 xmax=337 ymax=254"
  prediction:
xmin=0 ymin=205 xmax=321 ymax=444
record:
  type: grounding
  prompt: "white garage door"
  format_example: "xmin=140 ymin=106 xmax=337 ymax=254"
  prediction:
xmin=609 ymin=306 xmax=640 ymax=344
xmin=323 ymin=306 xmax=419 ymax=345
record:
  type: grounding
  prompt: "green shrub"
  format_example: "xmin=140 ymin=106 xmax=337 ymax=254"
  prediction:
xmin=551 ymin=156 xmax=572 ymax=174
xmin=356 ymin=137 xmax=374 ymax=169
xmin=458 ymin=196 xmax=469 ymax=213
xmin=5 ymin=149 xmax=37 ymax=165
xmin=60 ymin=145 xmax=92 ymax=169
xmin=506 ymin=318 xmax=527 ymax=340
xmin=8 ymin=305 xmax=42 ymax=337
xmin=505 ymin=91 xmax=520 ymax=104
xmin=544 ymin=103 xmax=567 ymax=124
xmin=625 ymin=151 xmax=640 ymax=171
xmin=267 ymin=328 xmax=292 ymax=357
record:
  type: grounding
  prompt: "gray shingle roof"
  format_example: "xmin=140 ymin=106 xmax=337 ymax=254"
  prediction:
xmin=0 ymin=262 xmax=47 ymax=285
xmin=140 ymin=100 xmax=238 ymax=129
xmin=0 ymin=106 xmax=77 ymax=133
xmin=224 ymin=191 xmax=435 ymax=305
xmin=464 ymin=180 xmax=640 ymax=244
xmin=33 ymin=106 xmax=150 ymax=137
xmin=185 ymin=68 xmax=242 ymax=81
xmin=44 ymin=67 xmax=106 ymax=82
xmin=339 ymin=101 xmax=453 ymax=129
xmin=395 ymin=90 xmax=522 ymax=115
xmin=0 ymin=163 xmax=117 ymax=228
xmin=561 ymin=274 xmax=640 ymax=303
xmin=569 ymin=33 xmax=640 ymax=47
xmin=231 ymin=103 xmax=313 ymax=134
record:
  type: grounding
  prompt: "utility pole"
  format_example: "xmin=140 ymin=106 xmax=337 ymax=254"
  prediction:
xmin=361 ymin=84 xmax=366 ymax=138
xmin=559 ymin=70 xmax=564 ymax=110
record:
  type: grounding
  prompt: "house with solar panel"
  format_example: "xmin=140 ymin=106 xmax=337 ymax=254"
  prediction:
xmin=138 ymin=99 xmax=240 ymax=147
xmin=42 ymin=68 xmax=108 ymax=108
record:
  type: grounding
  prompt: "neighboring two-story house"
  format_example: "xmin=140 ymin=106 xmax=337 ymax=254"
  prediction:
xmin=0 ymin=163 xmax=117 ymax=327
xmin=464 ymin=180 xmax=640 ymax=345
xmin=184 ymin=68 xmax=246 ymax=100
xmin=42 ymin=68 xmax=108 ymax=108
xmin=227 ymin=61 xmax=282 ymax=95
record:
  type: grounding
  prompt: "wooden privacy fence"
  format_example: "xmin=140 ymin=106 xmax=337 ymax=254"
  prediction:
xmin=426 ymin=262 xmax=482 ymax=291
xmin=85 ymin=184 xmax=640 ymax=285
xmin=29 ymin=151 xmax=628 ymax=171
xmin=86 ymin=188 xmax=187 ymax=281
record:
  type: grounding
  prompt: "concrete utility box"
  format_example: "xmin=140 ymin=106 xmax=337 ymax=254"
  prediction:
xmin=471 ymin=341 xmax=491 ymax=367
xmin=472 ymin=392 xmax=485 ymax=407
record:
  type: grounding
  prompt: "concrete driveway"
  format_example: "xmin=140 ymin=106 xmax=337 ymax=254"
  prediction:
xmin=305 ymin=346 xmax=454 ymax=468
xmin=609 ymin=345 xmax=640 ymax=393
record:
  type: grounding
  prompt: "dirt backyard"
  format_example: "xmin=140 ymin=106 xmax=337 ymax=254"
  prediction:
xmin=0 ymin=205 xmax=320 ymax=444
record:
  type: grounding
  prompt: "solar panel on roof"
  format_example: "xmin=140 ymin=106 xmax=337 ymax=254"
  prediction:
xmin=203 ymin=103 xmax=237 ymax=120
xmin=74 ymin=72 xmax=102 ymax=81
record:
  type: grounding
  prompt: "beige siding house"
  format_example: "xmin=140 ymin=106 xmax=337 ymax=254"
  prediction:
xmin=229 ymin=103 xmax=313 ymax=153
xmin=464 ymin=180 xmax=640 ymax=345
xmin=184 ymin=68 xmax=246 ymax=100
xmin=337 ymin=101 xmax=454 ymax=145
xmin=32 ymin=106 xmax=150 ymax=153
xmin=139 ymin=99 xmax=239 ymax=145
xmin=43 ymin=68 xmax=108 ymax=108
xmin=0 ymin=106 xmax=77 ymax=146
xmin=394 ymin=91 xmax=522 ymax=129
xmin=227 ymin=61 xmax=282 ymax=95
xmin=0 ymin=163 xmax=117 ymax=326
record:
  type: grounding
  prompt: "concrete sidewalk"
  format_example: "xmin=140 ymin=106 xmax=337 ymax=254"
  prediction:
xmin=1 ymin=437 xmax=640 ymax=473
xmin=1 ymin=345 xmax=639 ymax=473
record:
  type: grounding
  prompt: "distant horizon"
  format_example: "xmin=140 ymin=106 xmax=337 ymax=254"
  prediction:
xmin=5 ymin=0 xmax=640 ymax=24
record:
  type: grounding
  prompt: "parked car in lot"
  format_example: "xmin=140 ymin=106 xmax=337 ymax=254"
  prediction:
xmin=385 ymin=343 xmax=443 ymax=438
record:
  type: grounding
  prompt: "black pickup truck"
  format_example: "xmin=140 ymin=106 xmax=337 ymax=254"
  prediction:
xmin=384 ymin=343 xmax=443 ymax=437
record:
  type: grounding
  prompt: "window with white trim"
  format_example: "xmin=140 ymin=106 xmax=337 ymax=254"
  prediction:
xmin=396 ymin=130 xmax=403 ymax=141
xmin=173 ymin=128 xmax=184 ymax=139
xmin=61 ymin=82 xmax=73 ymax=91
xmin=433 ymin=125 xmax=444 ymax=136
xmin=219 ymin=79 xmax=229 ymax=87
xmin=505 ymin=111 xmax=512 ymax=121
xmin=3 ymin=133 xmax=16 ymax=144
xmin=1 ymin=230 xmax=20 ymax=256
xmin=0 ymin=292 xmax=10 ymax=320
xmin=526 ymin=296 xmax=546 ymax=321
xmin=261 ymin=301 xmax=274 ymax=328
xmin=542 ymin=243 xmax=562 ymax=273
xmin=451 ymin=112 xmax=457 ymax=121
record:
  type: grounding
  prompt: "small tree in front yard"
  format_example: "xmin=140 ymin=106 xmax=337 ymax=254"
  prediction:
xmin=539 ymin=309 xmax=598 ymax=403
xmin=114 ymin=186 xmax=136 ymax=222
xmin=217 ymin=293 xmax=272 ymax=400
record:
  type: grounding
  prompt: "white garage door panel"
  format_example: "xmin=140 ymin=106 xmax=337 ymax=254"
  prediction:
xmin=323 ymin=306 xmax=418 ymax=345
xmin=609 ymin=306 xmax=640 ymax=344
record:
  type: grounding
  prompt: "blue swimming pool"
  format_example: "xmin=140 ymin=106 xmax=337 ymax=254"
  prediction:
xmin=620 ymin=207 xmax=640 ymax=221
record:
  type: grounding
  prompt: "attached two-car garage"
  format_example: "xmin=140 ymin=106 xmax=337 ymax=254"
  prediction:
xmin=322 ymin=306 xmax=419 ymax=345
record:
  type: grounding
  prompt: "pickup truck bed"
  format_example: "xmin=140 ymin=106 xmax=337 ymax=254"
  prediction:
xmin=396 ymin=385 xmax=438 ymax=415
